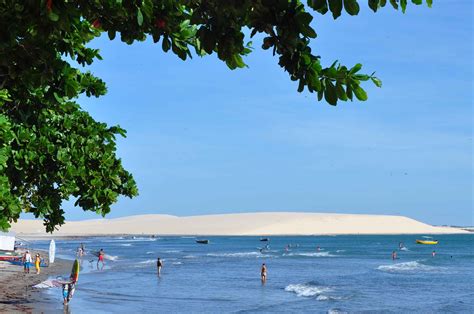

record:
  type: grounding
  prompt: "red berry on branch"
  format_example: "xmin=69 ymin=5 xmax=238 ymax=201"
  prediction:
xmin=92 ymin=19 xmax=101 ymax=29
xmin=46 ymin=0 xmax=53 ymax=12
xmin=155 ymin=18 xmax=166 ymax=29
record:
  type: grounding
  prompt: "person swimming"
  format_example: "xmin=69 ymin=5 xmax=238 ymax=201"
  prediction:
xmin=392 ymin=251 xmax=397 ymax=260
xmin=432 ymin=250 xmax=436 ymax=257
xmin=261 ymin=263 xmax=267 ymax=283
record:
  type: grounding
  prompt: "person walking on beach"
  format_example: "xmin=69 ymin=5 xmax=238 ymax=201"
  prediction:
xmin=35 ymin=253 xmax=41 ymax=274
xmin=261 ymin=263 xmax=267 ymax=284
xmin=23 ymin=250 xmax=32 ymax=274
xmin=157 ymin=257 xmax=163 ymax=277
xmin=62 ymin=282 xmax=70 ymax=305
xmin=62 ymin=275 xmax=77 ymax=306
xmin=97 ymin=249 xmax=105 ymax=269
xmin=391 ymin=251 xmax=397 ymax=260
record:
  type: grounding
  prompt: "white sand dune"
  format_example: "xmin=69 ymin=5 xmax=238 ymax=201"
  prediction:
xmin=10 ymin=212 xmax=467 ymax=236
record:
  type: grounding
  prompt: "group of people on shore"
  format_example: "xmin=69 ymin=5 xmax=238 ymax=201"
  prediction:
xmin=21 ymin=250 xmax=43 ymax=275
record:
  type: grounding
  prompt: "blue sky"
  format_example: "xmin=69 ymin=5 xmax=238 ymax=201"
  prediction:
xmin=32 ymin=2 xmax=474 ymax=225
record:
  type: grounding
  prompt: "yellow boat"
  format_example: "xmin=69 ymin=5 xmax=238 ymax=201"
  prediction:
xmin=416 ymin=239 xmax=438 ymax=245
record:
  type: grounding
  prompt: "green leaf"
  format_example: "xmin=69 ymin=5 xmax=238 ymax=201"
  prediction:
xmin=317 ymin=89 xmax=324 ymax=101
xmin=137 ymin=9 xmax=143 ymax=26
xmin=343 ymin=0 xmax=360 ymax=15
xmin=336 ymin=82 xmax=348 ymax=100
xmin=401 ymin=0 xmax=407 ymax=13
xmin=301 ymin=26 xmax=317 ymax=38
xmin=297 ymin=79 xmax=305 ymax=92
xmin=368 ymin=0 xmax=380 ymax=12
xmin=201 ymin=29 xmax=216 ymax=54
xmin=346 ymin=85 xmax=353 ymax=100
xmin=108 ymin=30 xmax=116 ymax=40
xmin=48 ymin=11 xmax=59 ymax=22
xmin=349 ymin=63 xmax=362 ymax=74
xmin=389 ymin=0 xmax=398 ymax=9
xmin=354 ymin=86 xmax=368 ymax=100
xmin=328 ymin=0 xmax=343 ymax=19
xmin=426 ymin=0 xmax=433 ymax=7
xmin=371 ymin=77 xmax=382 ymax=87
xmin=324 ymin=79 xmax=338 ymax=105
xmin=162 ymin=37 xmax=171 ymax=52
xmin=412 ymin=0 xmax=422 ymax=4
xmin=53 ymin=92 xmax=63 ymax=103
xmin=309 ymin=0 xmax=329 ymax=14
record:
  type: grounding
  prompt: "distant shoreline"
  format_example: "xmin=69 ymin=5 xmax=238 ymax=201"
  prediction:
xmin=11 ymin=212 xmax=469 ymax=237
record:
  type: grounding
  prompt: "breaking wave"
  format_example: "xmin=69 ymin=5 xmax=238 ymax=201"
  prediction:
xmin=284 ymin=252 xmax=336 ymax=257
xmin=207 ymin=252 xmax=271 ymax=258
xmin=377 ymin=261 xmax=443 ymax=273
xmin=285 ymin=283 xmax=333 ymax=298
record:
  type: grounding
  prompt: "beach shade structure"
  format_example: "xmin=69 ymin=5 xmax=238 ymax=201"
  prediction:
xmin=0 ymin=232 xmax=15 ymax=251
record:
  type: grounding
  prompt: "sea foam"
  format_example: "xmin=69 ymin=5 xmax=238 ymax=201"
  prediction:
xmin=377 ymin=261 xmax=442 ymax=273
xmin=284 ymin=252 xmax=336 ymax=257
xmin=285 ymin=283 xmax=333 ymax=298
xmin=207 ymin=252 xmax=271 ymax=258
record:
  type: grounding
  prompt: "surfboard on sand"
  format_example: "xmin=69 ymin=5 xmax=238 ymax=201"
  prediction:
xmin=49 ymin=240 xmax=56 ymax=264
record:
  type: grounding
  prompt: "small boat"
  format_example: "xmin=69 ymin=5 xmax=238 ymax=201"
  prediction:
xmin=416 ymin=239 xmax=438 ymax=245
xmin=259 ymin=238 xmax=269 ymax=242
xmin=196 ymin=239 xmax=209 ymax=244
xmin=0 ymin=251 xmax=21 ymax=262
xmin=0 ymin=255 xmax=18 ymax=262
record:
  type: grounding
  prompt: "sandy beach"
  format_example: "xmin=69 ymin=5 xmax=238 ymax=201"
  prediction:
xmin=11 ymin=212 xmax=467 ymax=237
xmin=0 ymin=255 xmax=71 ymax=313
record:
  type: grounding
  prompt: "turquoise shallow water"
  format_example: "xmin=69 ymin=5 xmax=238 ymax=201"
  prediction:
xmin=32 ymin=234 xmax=473 ymax=313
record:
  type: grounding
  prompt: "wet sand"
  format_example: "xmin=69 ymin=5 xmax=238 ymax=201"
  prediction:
xmin=0 ymin=254 xmax=71 ymax=313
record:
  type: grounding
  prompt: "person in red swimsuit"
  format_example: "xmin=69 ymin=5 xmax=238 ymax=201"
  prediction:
xmin=97 ymin=249 xmax=105 ymax=269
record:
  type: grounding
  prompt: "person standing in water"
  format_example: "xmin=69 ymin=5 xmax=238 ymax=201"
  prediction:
xmin=97 ymin=249 xmax=105 ymax=269
xmin=157 ymin=257 xmax=163 ymax=277
xmin=432 ymin=250 xmax=436 ymax=257
xmin=261 ymin=263 xmax=267 ymax=283
xmin=392 ymin=251 xmax=397 ymax=260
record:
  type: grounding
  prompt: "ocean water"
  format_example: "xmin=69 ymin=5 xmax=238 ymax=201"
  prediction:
xmin=31 ymin=234 xmax=473 ymax=313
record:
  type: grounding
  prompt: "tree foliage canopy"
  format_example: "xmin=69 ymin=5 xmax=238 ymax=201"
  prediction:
xmin=0 ymin=0 xmax=431 ymax=232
